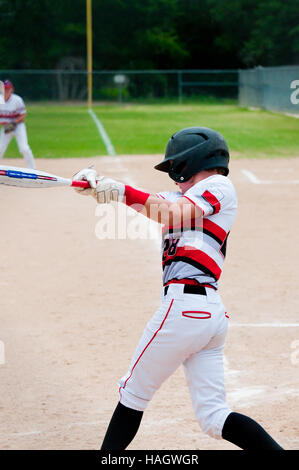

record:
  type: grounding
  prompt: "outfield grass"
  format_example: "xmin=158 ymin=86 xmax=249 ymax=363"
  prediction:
xmin=5 ymin=105 xmax=107 ymax=159
xmin=4 ymin=103 xmax=299 ymax=160
xmin=96 ymin=104 xmax=299 ymax=158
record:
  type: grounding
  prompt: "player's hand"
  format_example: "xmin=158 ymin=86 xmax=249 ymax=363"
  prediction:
xmin=73 ymin=167 xmax=98 ymax=188
xmin=73 ymin=168 xmax=125 ymax=203
xmin=93 ymin=176 xmax=125 ymax=204
xmin=72 ymin=167 xmax=98 ymax=196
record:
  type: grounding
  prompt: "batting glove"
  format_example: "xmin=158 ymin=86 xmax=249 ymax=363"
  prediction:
xmin=72 ymin=167 xmax=98 ymax=196
xmin=93 ymin=176 xmax=125 ymax=204
xmin=73 ymin=167 xmax=125 ymax=204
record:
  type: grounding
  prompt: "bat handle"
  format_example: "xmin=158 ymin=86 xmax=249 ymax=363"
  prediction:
xmin=71 ymin=180 xmax=91 ymax=189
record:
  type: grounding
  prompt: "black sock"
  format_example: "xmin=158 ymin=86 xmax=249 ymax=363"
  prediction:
xmin=101 ymin=402 xmax=143 ymax=450
xmin=222 ymin=412 xmax=284 ymax=450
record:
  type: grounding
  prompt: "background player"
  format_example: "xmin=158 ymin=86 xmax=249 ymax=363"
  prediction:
xmin=73 ymin=127 xmax=284 ymax=450
xmin=0 ymin=80 xmax=35 ymax=169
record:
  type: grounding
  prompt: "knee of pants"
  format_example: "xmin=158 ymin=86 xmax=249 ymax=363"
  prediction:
xmin=196 ymin=405 xmax=232 ymax=440
xmin=19 ymin=145 xmax=31 ymax=155
xmin=118 ymin=379 xmax=152 ymax=412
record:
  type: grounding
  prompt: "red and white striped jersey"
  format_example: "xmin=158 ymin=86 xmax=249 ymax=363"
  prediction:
xmin=0 ymin=93 xmax=26 ymax=125
xmin=156 ymin=175 xmax=238 ymax=289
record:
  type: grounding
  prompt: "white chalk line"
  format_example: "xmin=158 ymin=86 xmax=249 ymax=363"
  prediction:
xmin=230 ymin=322 xmax=299 ymax=328
xmin=88 ymin=109 xmax=116 ymax=157
xmin=241 ymin=169 xmax=261 ymax=184
xmin=283 ymin=113 xmax=299 ymax=119
xmin=242 ymin=169 xmax=299 ymax=185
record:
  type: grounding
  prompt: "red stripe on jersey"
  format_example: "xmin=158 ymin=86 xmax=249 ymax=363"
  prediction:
xmin=203 ymin=219 xmax=227 ymax=244
xmin=164 ymin=278 xmax=200 ymax=286
xmin=183 ymin=196 xmax=205 ymax=216
xmin=163 ymin=246 xmax=222 ymax=280
xmin=0 ymin=113 xmax=22 ymax=119
xmin=202 ymin=190 xmax=221 ymax=214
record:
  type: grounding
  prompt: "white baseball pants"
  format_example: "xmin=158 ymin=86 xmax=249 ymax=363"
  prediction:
xmin=0 ymin=123 xmax=36 ymax=169
xmin=118 ymin=283 xmax=232 ymax=439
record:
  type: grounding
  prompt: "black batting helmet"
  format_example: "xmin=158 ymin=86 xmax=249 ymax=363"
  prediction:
xmin=154 ymin=127 xmax=230 ymax=182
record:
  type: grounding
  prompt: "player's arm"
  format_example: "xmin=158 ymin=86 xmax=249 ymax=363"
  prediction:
xmin=14 ymin=98 xmax=27 ymax=124
xmin=14 ymin=112 xmax=26 ymax=124
xmin=140 ymin=193 xmax=202 ymax=225
xmin=72 ymin=169 xmax=203 ymax=225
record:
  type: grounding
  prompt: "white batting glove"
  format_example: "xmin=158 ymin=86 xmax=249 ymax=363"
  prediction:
xmin=93 ymin=176 xmax=125 ymax=204
xmin=72 ymin=167 xmax=98 ymax=196
xmin=73 ymin=168 xmax=125 ymax=204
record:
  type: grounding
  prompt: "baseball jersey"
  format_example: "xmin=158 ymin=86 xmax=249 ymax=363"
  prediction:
xmin=157 ymin=175 xmax=238 ymax=289
xmin=0 ymin=93 xmax=26 ymax=125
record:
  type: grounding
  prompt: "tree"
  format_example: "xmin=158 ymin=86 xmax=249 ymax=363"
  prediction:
xmin=0 ymin=0 xmax=297 ymax=70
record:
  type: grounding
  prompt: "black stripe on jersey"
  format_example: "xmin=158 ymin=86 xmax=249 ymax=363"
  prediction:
xmin=163 ymin=222 xmax=202 ymax=238
xmin=220 ymin=231 xmax=230 ymax=257
xmin=202 ymin=228 xmax=223 ymax=246
xmin=163 ymin=256 xmax=218 ymax=281
xmin=163 ymin=225 xmax=223 ymax=247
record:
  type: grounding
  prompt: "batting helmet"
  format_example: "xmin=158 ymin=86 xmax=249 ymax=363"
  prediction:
xmin=154 ymin=127 xmax=230 ymax=182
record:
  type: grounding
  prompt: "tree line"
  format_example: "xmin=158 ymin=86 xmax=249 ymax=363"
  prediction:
xmin=0 ymin=0 xmax=298 ymax=70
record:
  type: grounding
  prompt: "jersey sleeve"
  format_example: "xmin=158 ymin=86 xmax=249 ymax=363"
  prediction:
xmin=15 ymin=96 xmax=26 ymax=115
xmin=183 ymin=177 xmax=234 ymax=217
xmin=155 ymin=190 xmax=181 ymax=202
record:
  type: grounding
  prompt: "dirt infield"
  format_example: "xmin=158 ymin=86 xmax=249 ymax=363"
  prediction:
xmin=0 ymin=155 xmax=298 ymax=450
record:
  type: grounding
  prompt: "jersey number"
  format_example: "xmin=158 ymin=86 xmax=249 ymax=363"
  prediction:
xmin=163 ymin=238 xmax=180 ymax=261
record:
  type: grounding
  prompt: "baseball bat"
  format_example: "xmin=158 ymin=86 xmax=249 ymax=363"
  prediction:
xmin=0 ymin=165 xmax=91 ymax=189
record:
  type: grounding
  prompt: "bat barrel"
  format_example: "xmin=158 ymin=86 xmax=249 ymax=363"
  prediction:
xmin=0 ymin=165 xmax=90 ymax=189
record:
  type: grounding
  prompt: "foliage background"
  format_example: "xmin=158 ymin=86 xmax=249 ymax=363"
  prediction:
xmin=0 ymin=0 xmax=298 ymax=71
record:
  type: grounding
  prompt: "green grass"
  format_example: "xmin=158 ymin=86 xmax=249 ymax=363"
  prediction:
xmin=4 ymin=103 xmax=299 ymax=160
xmin=5 ymin=104 xmax=106 ymax=159
xmin=96 ymin=104 xmax=299 ymax=158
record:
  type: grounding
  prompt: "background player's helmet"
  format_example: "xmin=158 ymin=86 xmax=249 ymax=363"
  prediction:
xmin=154 ymin=127 xmax=230 ymax=182
xmin=3 ymin=80 xmax=13 ymax=90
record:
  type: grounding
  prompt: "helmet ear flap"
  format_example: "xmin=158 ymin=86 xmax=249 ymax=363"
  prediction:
xmin=174 ymin=160 xmax=187 ymax=174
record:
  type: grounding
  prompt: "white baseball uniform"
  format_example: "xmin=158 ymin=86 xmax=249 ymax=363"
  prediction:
xmin=0 ymin=93 xmax=35 ymax=169
xmin=118 ymin=174 xmax=238 ymax=439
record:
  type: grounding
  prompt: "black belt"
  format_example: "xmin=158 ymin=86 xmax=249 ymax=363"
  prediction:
xmin=164 ymin=284 xmax=207 ymax=296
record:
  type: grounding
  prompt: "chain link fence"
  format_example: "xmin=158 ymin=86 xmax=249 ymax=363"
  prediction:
xmin=0 ymin=69 xmax=238 ymax=103
xmin=239 ymin=66 xmax=299 ymax=114
xmin=2 ymin=67 xmax=298 ymax=113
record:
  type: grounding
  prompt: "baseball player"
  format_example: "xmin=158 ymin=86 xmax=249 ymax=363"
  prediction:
xmin=0 ymin=80 xmax=36 ymax=169
xmin=73 ymin=127 xmax=283 ymax=450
